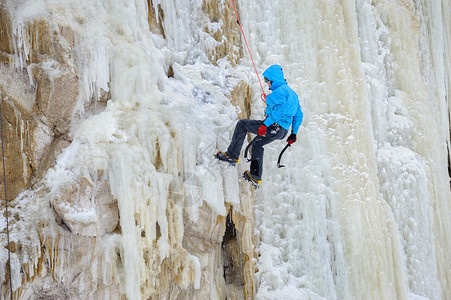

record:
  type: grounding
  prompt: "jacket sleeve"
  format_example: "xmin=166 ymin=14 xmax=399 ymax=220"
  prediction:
xmin=264 ymin=106 xmax=270 ymax=117
xmin=291 ymin=104 xmax=303 ymax=134
xmin=263 ymin=91 xmax=287 ymax=127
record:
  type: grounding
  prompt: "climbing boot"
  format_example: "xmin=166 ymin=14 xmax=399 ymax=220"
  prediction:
xmin=243 ymin=170 xmax=261 ymax=187
xmin=215 ymin=151 xmax=239 ymax=166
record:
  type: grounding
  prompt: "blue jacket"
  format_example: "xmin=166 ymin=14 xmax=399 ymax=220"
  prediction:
xmin=262 ymin=65 xmax=303 ymax=134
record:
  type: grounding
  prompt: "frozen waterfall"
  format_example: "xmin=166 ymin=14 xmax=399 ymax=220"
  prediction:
xmin=0 ymin=0 xmax=450 ymax=299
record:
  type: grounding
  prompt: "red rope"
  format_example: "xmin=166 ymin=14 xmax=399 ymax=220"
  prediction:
xmin=230 ymin=0 xmax=266 ymax=102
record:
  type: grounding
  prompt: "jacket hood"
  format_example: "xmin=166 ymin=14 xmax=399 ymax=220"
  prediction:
xmin=262 ymin=65 xmax=286 ymax=90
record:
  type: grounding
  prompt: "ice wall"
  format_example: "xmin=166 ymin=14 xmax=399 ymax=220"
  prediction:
xmin=244 ymin=0 xmax=451 ymax=299
xmin=0 ymin=0 xmax=450 ymax=299
xmin=1 ymin=0 xmax=254 ymax=299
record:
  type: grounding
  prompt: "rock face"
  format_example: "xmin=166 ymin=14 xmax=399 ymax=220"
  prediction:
xmin=0 ymin=1 xmax=256 ymax=299
xmin=0 ymin=4 xmax=111 ymax=298
xmin=0 ymin=6 xmax=77 ymax=200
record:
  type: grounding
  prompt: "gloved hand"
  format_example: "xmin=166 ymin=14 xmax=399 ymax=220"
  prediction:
xmin=287 ymin=133 xmax=297 ymax=144
xmin=258 ymin=125 xmax=267 ymax=136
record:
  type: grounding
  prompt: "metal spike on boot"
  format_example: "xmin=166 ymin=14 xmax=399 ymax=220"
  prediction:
xmin=243 ymin=170 xmax=261 ymax=187
xmin=214 ymin=151 xmax=240 ymax=166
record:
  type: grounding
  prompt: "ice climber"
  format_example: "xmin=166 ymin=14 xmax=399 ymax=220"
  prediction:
xmin=215 ymin=65 xmax=303 ymax=187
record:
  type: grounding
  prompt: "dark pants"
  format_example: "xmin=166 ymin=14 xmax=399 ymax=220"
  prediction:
xmin=226 ymin=119 xmax=288 ymax=180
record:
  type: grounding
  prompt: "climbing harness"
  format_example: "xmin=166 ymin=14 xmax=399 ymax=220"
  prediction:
xmin=0 ymin=97 xmax=13 ymax=299
xmin=229 ymin=0 xmax=266 ymax=102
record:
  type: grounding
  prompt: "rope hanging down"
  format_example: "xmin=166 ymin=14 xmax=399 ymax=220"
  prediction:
xmin=0 ymin=97 xmax=13 ymax=300
xmin=229 ymin=0 xmax=266 ymax=102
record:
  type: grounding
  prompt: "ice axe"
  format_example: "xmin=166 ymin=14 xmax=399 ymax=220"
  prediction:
xmin=277 ymin=143 xmax=291 ymax=168
xmin=245 ymin=136 xmax=291 ymax=168
xmin=244 ymin=136 xmax=261 ymax=162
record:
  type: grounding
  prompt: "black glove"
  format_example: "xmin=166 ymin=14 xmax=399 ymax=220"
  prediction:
xmin=287 ymin=133 xmax=297 ymax=145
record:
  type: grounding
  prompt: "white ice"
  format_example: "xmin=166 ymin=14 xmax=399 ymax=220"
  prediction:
xmin=2 ymin=0 xmax=450 ymax=299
